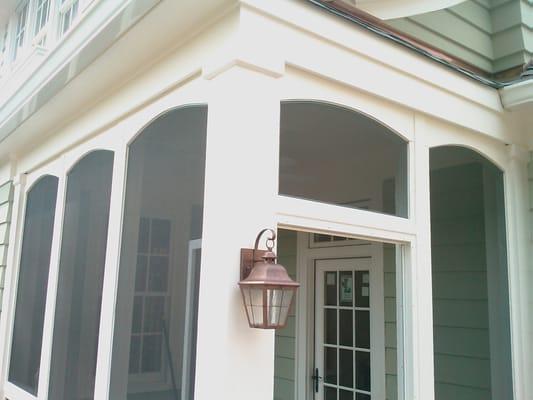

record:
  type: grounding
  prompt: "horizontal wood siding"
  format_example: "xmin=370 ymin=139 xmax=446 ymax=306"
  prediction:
xmin=274 ymin=229 xmax=298 ymax=400
xmin=383 ymin=244 xmax=397 ymax=400
xmin=529 ymin=153 xmax=533 ymax=259
xmin=388 ymin=1 xmax=495 ymax=72
xmin=0 ymin=180 xmax=12 ymax=313
xmin=388 ymin=0 xmax=533 ymax=74
xmin=430 ymin=163 xmax=492 ymax=400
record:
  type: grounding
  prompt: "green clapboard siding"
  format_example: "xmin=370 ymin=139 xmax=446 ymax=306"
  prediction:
xmin=274 ymin=229 xmax=298 ymax=400
xmin=529 ymin=154 xmax=533 ymax=249
xmin=430 ymin=163 xmax=491 ymax=400
xmin=383 ymin=243 xmax=398 ymax=400
xmin=0 ymin=180 xmax=13 ymax=313
xmin=388 ymin=0 xmax=533 ymax=74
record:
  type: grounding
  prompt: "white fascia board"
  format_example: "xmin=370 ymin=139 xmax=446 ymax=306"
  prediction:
xmin=354 ymin=0 xmax=468 ymax=20
xmin=0 ymin=0 xmax=162 ymax=142
xmin=500 ymin=79 xmax=533 ymax=110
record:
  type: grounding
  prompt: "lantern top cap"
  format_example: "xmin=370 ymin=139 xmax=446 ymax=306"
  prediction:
xmin=238 ymin=228 xmax=300 ymax=288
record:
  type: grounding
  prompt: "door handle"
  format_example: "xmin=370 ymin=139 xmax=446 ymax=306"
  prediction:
xmin=312 ymin=368 xmax=322 ymax=393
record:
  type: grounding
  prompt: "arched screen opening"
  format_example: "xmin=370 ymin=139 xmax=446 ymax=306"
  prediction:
xmin=279 ymin=101 xmax=408 ymax=218
xmin=429 ymin=146 xmax=513 ymax=400
xmin=9 ymin=175 xmax=58 ymax=395
xmin=109 ymin=106 xmax=207 ymax=400
xmin=48 ymin=150 xmax=115 ymax=400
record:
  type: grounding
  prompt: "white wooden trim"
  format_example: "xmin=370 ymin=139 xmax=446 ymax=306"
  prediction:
xmin=276 ymin=196 xmax=415 ymax=244
xmin=36 ymin=156 xmax=67 ymax=400
xmin=93 ymin=143 xmax=128 ymax=400
xmin=4 ymin=381 xmax=38 ymax=400
xmin=181 ymin=238 xmax=202 ymax=400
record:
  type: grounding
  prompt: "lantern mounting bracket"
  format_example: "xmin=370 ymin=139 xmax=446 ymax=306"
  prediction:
xmin=240 ymin=228 xmax=276 ymax=280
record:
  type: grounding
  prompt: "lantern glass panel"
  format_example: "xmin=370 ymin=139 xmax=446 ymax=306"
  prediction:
xmin=249 ymin=288 xmax=264 ymax=327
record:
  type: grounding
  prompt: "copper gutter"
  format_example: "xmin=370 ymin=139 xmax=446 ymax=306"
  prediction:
xmin=308 ymin=0 xmax=524 ymax=89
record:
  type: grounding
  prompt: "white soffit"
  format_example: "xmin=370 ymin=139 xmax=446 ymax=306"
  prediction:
xmin=339 ymin=0 xmax=468 ymax=20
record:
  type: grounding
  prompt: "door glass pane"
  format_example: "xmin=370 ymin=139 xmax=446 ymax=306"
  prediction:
xmin=325 ymin=386 xmax=337 ymax=400
xmin=356 ymin=393 xmax=371 ymax=400
xmin=355 ymin=351 xmax=371 ymax=392
xmin=339 ymin=271 xmax=353 ymax=306
xmin=355 ymin=271 xmax=370 ymax=308
xmin=279 ymin=101 xmax=408 ymax=217
xmin=325 ymin=308 xmax=337 ymax=345
xmin=339 ymin=349 xmax=354 ymax=388
xmin=8 ymin=176 xmax=58 ymax=395
xmin=109 ymin=106 xmax=207 ymax=400
xmin=340 ymin=389 xmax=354 ymax=400
xmin=355 ymin=311 xmax=370 ymax=349
xmin=48 ymin=151 xmax=114 ymax=400
xmin=325 ymin=271 xmax=337 ymax=306
xmin=339 ymin=309 xmax=353 ymax=347
xmin=324 ymin=347 xmax=337 ymax=384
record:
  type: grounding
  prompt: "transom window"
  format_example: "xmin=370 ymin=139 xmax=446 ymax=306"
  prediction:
xmin=279 ymin=101 xmax=408 ymax=218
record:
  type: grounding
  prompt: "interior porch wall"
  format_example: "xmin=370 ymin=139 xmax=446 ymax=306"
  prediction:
xmin=274 ymin=230 xmax=298 ymax=400
xmin=430 ymin=162 xmax=492 ymax=400
xmin=529 ymin=153 xmax=533 ymax=243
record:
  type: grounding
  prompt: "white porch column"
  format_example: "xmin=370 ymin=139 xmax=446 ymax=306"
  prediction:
xmin=411 ymin=115 xmax=435 ymax=400
xmin=194 ymin=60 xmax=283 ymax=400
xmin=504 ymin=145 xmax=531 ymax=400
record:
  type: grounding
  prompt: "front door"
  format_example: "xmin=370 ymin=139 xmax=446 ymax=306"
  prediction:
xmin=315 ymin=258 xmax=374 ymax=400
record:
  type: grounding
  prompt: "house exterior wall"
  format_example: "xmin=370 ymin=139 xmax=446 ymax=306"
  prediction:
xmin=388 ymin=0 xmax=533 ymax=75
xmin=0 ymin=1 xmax=530 ymax=400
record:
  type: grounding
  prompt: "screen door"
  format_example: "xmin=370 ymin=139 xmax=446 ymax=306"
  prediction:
xmin=315 ymin=258 xmax=373 ymax=400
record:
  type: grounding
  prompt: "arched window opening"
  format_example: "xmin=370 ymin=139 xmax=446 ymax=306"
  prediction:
xmin=109 ymin=106 xmax=208 ymax=400
xmin=8 ymin=175 xmax=58 ymax=396
xmin=279 ymin=101 xmax=408 ymax=218
xmin=48 ymin=150 xmax=114 ymax=400
xmin=430 ymin=146 xmax=513 ymax=400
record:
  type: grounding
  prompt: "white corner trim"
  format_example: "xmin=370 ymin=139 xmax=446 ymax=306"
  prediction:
xmin=499 ymin=79 xmax=533 ymax=110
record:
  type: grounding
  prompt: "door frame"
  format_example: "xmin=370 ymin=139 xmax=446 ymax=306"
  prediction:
xmin=292 ymin=232 xmax=392 ymax=400
xmin=314 ymin=257 xmax=386 ymax=400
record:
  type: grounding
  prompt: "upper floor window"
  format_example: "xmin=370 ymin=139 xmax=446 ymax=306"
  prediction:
xmin=13 ymin=2 xmax=29 ymax=61
xmin=33 ymin=0 xmax=51 ymax=46
xmin=59 ymin=0 xmax=79 ymax=36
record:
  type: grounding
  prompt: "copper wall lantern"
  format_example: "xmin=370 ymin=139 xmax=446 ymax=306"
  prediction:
xmin=239 ymin=229 xmax=300 ymax=329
